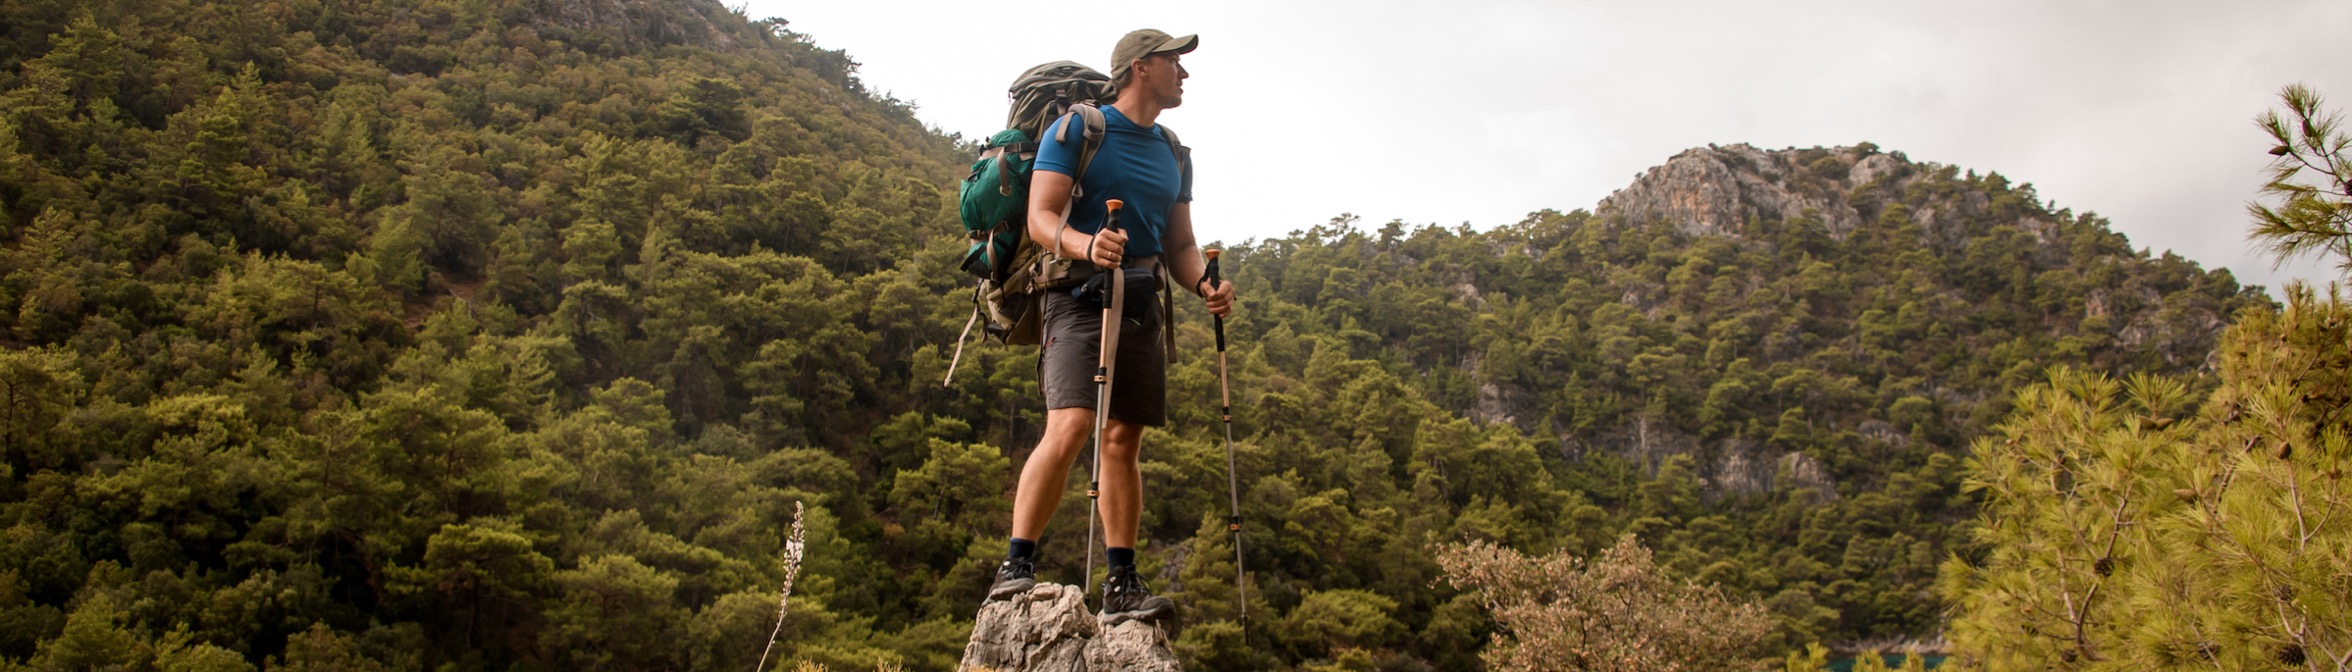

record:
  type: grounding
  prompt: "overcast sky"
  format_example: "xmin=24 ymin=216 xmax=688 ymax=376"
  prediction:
xmin=742 ymin=0 xmax=2352 ymax=294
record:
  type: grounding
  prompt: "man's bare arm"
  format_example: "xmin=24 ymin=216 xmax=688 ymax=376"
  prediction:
xmin=1161 ymin=202 xmax=1233 ymax=316
xmin=1027 ymin=170 xmax=1125 ymax=268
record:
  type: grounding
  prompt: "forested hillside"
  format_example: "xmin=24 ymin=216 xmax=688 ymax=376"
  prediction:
xmin=0 ymin=0 xmax=2274 ymax=670
xmin=1193 ymin=143 xmax=2269 ymax=663
xmin=1 ymin=0 xmax=977 ymax=669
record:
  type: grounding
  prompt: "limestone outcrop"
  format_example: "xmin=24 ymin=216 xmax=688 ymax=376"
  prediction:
xmin=958 ymin=583 xmax=1180 ymax=672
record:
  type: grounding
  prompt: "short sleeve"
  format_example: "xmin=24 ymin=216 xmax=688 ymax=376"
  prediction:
xmin=1033 ymin=114 xmax=1079 ymax=177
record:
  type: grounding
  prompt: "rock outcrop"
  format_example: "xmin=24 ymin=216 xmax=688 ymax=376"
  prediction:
xmin=1774 ymin=451 xmax=1837 ymax=497
xmin=1571 ymin=427 xmax=1842 ymax=501
xmin=1597 ymin=143 xmax=1876 ymax=238
xmin=958 ymin=584 xmax=1180 ymax=672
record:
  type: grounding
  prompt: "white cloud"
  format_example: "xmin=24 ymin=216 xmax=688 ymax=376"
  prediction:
xmin=747 ymin=0 xmax=2352 ymax=293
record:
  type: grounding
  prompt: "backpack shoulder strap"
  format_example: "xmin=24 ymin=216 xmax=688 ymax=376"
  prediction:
xmin=1158 ymin=123 xmax=1192 ymax=197
xmin=1151 ymin=124 xmax=1188 ymax=365
xmin=1158 ymin=124 xmax=1185 ymax=158
xmin=1055 ymin=103 xmax=1109 ymax=197
xmin=1053 ymin=102 xmax=1107 ymax=145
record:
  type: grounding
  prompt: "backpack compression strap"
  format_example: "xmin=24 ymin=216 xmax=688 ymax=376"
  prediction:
xmin=944 ymin=283 xmax=983 ymax=387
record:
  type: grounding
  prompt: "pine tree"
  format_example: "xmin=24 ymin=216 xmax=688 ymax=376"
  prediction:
xmin=1942 ymin=289 xmax=2352 ymax=671
xmin=2252 ymin=84 xmax=2352 ymax=279
xmin=1943 ymin=86 xmax=2352 ymax=671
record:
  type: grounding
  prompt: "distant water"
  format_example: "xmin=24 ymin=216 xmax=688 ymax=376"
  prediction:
xmin=1826 ymin=654 xmax=1946 ymax=671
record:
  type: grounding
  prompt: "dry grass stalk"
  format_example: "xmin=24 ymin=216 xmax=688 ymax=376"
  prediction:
xmin=757 ymin=501 xmax=808 ymax=672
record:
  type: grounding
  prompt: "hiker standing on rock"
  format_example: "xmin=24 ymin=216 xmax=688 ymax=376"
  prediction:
xmin=988 ymin=29 xmax=1235 ymax=626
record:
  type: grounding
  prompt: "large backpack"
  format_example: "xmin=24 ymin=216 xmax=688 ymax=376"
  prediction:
xmin=943 ymin=61 xmax=1188 ymax=385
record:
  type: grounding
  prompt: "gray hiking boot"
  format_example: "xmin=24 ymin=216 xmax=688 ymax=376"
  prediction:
xmin=1098 ymin=565 xmax=1177 ymax=626
xmin=987 ymin=557 xmax=1036 ymax=602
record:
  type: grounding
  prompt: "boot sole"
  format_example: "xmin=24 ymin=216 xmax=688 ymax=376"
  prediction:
xmin=986 ymin=577 xmax=1035 ymax=601
xmin=1096 ymin=599 xmax=1175 ymax=626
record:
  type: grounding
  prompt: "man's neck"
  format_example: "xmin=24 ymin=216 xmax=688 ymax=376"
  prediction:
xmin=1112 ymin=92 xmax=1163 ymax=129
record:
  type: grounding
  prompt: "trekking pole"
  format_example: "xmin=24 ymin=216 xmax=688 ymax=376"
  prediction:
xmin=1203 ymin=249 xmax=1248 ymax=627
xmin=1083 ymin=199 xmax=1128 ymax=600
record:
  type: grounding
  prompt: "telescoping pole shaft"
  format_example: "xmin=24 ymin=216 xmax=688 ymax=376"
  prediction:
xmin=1204 ymin=248 xmax=1247 ymax=626
xmin=1084 ymin=199 xmax=1127 ymax=598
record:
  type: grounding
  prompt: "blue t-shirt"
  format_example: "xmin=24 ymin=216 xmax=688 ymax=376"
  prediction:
xmin=1033 ymin=105 xmax=1192 ymax=258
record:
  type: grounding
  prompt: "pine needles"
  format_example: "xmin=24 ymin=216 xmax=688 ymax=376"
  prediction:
xmin=2252 ymin=84 xmax=2352 ymax=279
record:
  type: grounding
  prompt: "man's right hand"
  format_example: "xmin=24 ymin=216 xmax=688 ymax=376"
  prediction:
xmin=1087 ymin=228 xmax=1128 ymax=269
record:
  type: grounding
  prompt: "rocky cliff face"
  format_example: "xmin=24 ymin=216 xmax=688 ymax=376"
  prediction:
xmin=1596 ymin=142 xmax=2024 ymax=252
xmin=1600 ymin=144 xmax=1882 ymax=239
xmin=1569 ymin=421 xmax=1838 ymax=499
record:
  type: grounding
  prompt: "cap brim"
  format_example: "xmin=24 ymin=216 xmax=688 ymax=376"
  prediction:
xmin=1154 ymin=34 xmax=1198 ymax=55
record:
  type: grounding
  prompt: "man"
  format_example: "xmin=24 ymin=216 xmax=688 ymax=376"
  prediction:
xmin=987 ymin=29 xmax=1236 ymax=625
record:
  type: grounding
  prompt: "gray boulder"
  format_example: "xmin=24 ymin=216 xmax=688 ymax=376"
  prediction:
xmin=958 ymin=583 xmax=1179 ymax=672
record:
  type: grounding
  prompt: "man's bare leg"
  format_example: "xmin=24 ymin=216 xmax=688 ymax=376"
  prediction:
xmin=1093 ymin=417 xmax=1171 ymax=623
xmin=991 ymin=407 xmax=1091 ymax=601
xmin=1010 ymin=407 xmax=1095 ymax=541
xmin=1097 ymin=419 xmax=1145 ymax=548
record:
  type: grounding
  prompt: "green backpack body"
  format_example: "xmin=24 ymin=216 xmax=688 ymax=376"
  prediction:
xmin=944 ymin=61 xmax=1189 ymax=385
xmin=953 ymin=62 xmax=1109 ymax=350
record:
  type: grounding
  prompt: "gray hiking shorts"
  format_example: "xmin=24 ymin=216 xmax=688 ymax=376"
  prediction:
xmin=1038 ymin=265 xmax=1167 ymax=427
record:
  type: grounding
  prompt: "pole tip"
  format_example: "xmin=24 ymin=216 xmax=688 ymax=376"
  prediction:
xmin=1105 ymin=198 xmax=1124 ymax=212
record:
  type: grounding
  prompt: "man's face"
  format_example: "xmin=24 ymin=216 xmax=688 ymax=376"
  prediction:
xmin=1140 ymin=52 xmax=1188 ymax=108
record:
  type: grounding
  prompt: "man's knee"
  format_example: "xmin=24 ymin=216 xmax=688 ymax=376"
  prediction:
xmin=1099 ymin=419 xmax=1145 ymax=464
xmin=1040 ymin=407 xmax=1094 ymax=443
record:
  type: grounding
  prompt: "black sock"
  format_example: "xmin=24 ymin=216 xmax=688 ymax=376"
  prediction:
xmin=1007 ymin=538 xmax=1037 ymax=561
xmin=1106 ymin=547 xmax=1136 ymax=569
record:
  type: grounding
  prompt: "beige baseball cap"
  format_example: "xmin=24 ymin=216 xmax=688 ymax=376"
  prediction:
xmin=1109 ymin=29 xmax=1198 ymax=81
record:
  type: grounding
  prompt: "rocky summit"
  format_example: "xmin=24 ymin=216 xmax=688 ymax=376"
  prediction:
xmin=959 ymin=584 xmax=1180 ymax=672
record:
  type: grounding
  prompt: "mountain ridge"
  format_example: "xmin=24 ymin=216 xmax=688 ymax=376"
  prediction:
xmin=1505 ymin=141 xmax=2256 ymax=496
